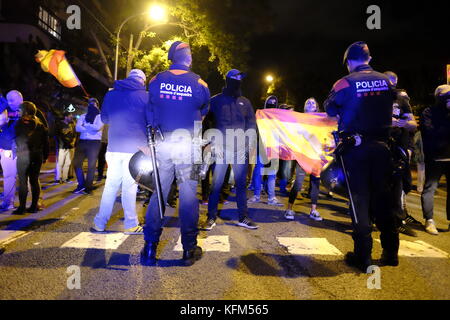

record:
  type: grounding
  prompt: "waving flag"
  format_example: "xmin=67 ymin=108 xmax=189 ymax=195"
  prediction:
xmin=256 ymin=108 xmax=338 ymax=176
xmin=35 ymin=50 xmax=81 ymax=88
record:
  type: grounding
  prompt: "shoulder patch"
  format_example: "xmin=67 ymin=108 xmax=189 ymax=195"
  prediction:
xmin=333 ymin=78 xmax=350 ymax=92
xmin=169 ymin=69 xmax=189 ymax=76
xmin=198 ymin=78 xmax=208 ymax=88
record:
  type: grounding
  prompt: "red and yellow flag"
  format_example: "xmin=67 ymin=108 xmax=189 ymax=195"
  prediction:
xmin=256 ymin=108 xmax=338 ymax=177
xmin=35 ymin=50 xmax=81 ymax=88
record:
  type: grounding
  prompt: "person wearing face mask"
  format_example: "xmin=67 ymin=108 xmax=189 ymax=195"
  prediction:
xmin=420 ymin=85 xmax=450 ymax=235
xmin=284 ymin=98 xmax=323 ymax=221
xmin=72 ymin=98 xmax=104 ymax=195
xmin=202 ymin=69 xmax=257 ymax=232
xmin=324 ymin=41 xmax=399 ymax=272
xmin=13 ymin=102 xmax=49 ymax=215
xmin=248 ymin=95 xmax=284 ymax=207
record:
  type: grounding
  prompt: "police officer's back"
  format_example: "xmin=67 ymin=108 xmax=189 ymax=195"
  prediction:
xmin=324 ymin=41 xmax=399 ymax=272
xmin=141 ymin=41 xmax=210 ymax=267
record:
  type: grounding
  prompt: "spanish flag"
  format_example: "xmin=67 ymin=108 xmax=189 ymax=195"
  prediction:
xmin=35 ymin=50 xmax=81 ymax=88
xmin=256 ymin=108 xmax=338 ymax=177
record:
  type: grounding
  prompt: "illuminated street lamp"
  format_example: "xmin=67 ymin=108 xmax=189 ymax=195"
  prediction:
xmin=265 ymin=74 xmax=274 ymax=83
xmin=114 ymin=5 xmax=167 ymax=80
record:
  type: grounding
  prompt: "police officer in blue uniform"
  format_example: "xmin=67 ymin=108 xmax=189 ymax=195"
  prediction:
xmin=141 ymin=41 xmax=210 ymax=266
xmin=324 ymin=41 xmax=400 ymax=272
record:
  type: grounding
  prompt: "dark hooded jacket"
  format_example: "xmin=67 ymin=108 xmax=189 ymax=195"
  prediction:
xmin=420 ymin=98 xmax=450 ymax=161
xmin=101 ymin=77 xmax=148 ymax=154
xmin=15 ymin=116 xmax=49 ymax=161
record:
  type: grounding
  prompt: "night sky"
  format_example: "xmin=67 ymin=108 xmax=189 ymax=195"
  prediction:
xmin=245 ymin=0 xmax=449 ymax=109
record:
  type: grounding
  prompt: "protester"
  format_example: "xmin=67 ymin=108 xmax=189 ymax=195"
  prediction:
xmin=55 ymin=111 xmax=76 ymax=183
xmin=202 ymin=69 xmax=257 ymax=232
xmin=284 ymin=98 xmax=323 ymax=221
xmin=420 ymin=84 xmax=450 ymax=234
xmin=93 ymin=69 xmax=148 ymax=235
xmin=247 ymin=95 xmax=283 ymax=207
xmin=13 ymin=102 xmax=49 ymax=215
xmin=72 ymin=98 xmax=104 ymax=195
xmin=0 ymin=94 xmax=17 ymax=212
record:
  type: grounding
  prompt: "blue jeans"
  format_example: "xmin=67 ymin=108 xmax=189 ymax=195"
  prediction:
xmin=144 ymin=136 xmax=199 ymax=251
xmin=421 ymin=160 xmax=450 ymax=221
xmin=252 ymin=156 xmax=277 ymax=199
xmin=279 ymin=160 xmax=293 ymax=191
xmin=208 ymin=161 xmax=249 ymax=221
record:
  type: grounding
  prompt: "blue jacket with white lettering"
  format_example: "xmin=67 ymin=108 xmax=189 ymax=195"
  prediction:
xmin=324 ymin=64 xmax=396 ymax=140
xmin=147 ymin=64 xmax=210 ymax=133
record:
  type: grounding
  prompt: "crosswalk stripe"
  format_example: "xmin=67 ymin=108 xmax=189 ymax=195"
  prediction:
xmin=61 ymin=232 xmax=129 ymax=250
xmin=277 ymin=237 xmax=343 ymax=256
xmin=173 ymin=235 xmax=230 ymax=252
xmin=375 ymin=239 xmax=449 ymax=258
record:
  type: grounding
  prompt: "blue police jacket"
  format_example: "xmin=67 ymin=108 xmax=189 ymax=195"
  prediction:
xmin=147 ymin=64 xmax=210 ymax=133
xmin=324 ymin=64 xmax=396 ymax=140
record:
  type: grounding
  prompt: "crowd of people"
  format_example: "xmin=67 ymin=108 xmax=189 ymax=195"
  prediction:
xmin=0 ymin=40 xmax=448 ymax=270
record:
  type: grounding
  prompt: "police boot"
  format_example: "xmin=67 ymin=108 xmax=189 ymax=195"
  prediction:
xmin=380 ymin=250 xmax=399 ymax=266
xmin=344 ymin=252 xmax=372 ymax=273
xmin=182 ymin=245 xmax=203 ymax=266
xmin=140 ymin=241 xmax=158 ymax=266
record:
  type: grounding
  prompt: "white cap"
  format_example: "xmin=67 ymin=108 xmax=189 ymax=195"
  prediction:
xmin=128 ymin=69 xmax=146 ymax=82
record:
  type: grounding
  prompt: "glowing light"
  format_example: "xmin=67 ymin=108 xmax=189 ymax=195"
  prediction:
xmin=266 ymin=75 xmax=274 ymax=83
xmin=148 ymin=4 xmax=167 ymax=22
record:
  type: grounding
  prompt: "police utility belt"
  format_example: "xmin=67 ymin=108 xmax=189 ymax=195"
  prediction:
xmin=333 ymin=131 xmax=386 ymax=156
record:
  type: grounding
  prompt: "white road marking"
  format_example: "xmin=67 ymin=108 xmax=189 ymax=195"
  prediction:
xmin=375 ymin=239 xmax=450 ymax=258
xmin=0 ymin=230 xmax=28 ymax=246
xmin=173 ymin=235 xmax=230 ymax=252
xmin=61 ymin=232 xmax=129 ymax=250
xmin=277 ymin=237 xmax=343 ymax=255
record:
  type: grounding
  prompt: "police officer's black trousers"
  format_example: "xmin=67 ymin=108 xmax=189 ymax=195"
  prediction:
xmin=342 ymin=141 xmax=399 ymax=262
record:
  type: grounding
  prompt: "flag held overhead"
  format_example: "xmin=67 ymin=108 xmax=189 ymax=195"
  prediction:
xmin=35 ymin=50 xmax=81 ymax=88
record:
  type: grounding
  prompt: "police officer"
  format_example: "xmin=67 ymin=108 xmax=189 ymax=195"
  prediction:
xmin=324 ymin=41 xmax=399 ymax=272
xmin=384 ymin=71 xmax=419 ymax=237
xmin=141 ymin=41 xmax=210 ymax=266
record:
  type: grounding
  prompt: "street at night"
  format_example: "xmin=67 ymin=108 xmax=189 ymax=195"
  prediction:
xmin=0 ymin=0 xmax=449 ymax=308
xmin=0 ymin=163 xmax=448 ymax=300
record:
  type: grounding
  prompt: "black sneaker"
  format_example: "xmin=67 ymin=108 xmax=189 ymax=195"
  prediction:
xmin=404 ymin=214 xmax=422 ymax=226
xmin=72 ymin=187 xmax=86 ymax=194
xmin=344 ymin=252 xmax=372 ymax=273
xmin=202 ymin=218 xmax=216 ymax=231
xmin=182 ymin=246 xmax=203 ymax=266
xmin=26 ymin=207 xmax=39 ymax=214
xmin=12 ymin=207 xmax=26 ymax=215
xmin=398 ymin=221 xmax=417 ymax=237
xmin=237 ymin=217 xmax=258 ymax=230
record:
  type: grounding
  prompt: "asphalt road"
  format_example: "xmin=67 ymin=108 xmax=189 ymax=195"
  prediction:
xmin=0 ymin=164 xmax=449 ymax=301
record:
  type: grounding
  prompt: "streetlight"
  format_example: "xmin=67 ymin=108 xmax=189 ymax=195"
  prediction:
xmin=265 ymin=74 xmax=274 ymax=83
xmin=114 ymin=5 xmax=167 ymax=81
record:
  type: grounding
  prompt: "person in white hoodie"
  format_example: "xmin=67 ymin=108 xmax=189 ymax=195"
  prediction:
xmin=72 ymin=98 xmax=104 ymax=195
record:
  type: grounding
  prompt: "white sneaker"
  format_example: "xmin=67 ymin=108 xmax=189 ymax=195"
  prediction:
xmin=309 ymin=209 xmax=323 ymax=221
xmin=284 ymin=210 xmax=295 ymax=220
xmin=425 ymin=219 xmax=438 ymax=235
xmin=247 ymin=196 xmax=261 ymax=204
xmin=267 ymin=197 xmax=284 ymax=207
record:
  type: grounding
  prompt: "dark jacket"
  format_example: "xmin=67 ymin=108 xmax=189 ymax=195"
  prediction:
xmin=0 ymin=120 xmax=16 ymax=151
xmin=420 ymin=102 xmax=450 ymax=161
xmin=209 ymin=89 xmax=256 ymax=133
xmin=55 ymin=120 xmax=76 ymax=149
xmin=147 ymin=64 xmax=210 ymax=133
xmin=15 ymin=116 xmax=49 ymax=161
xmin=101 ymin=77 xmax=148 ymax=153
xmin=324 ymin=64 xmax=396 ymax=140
